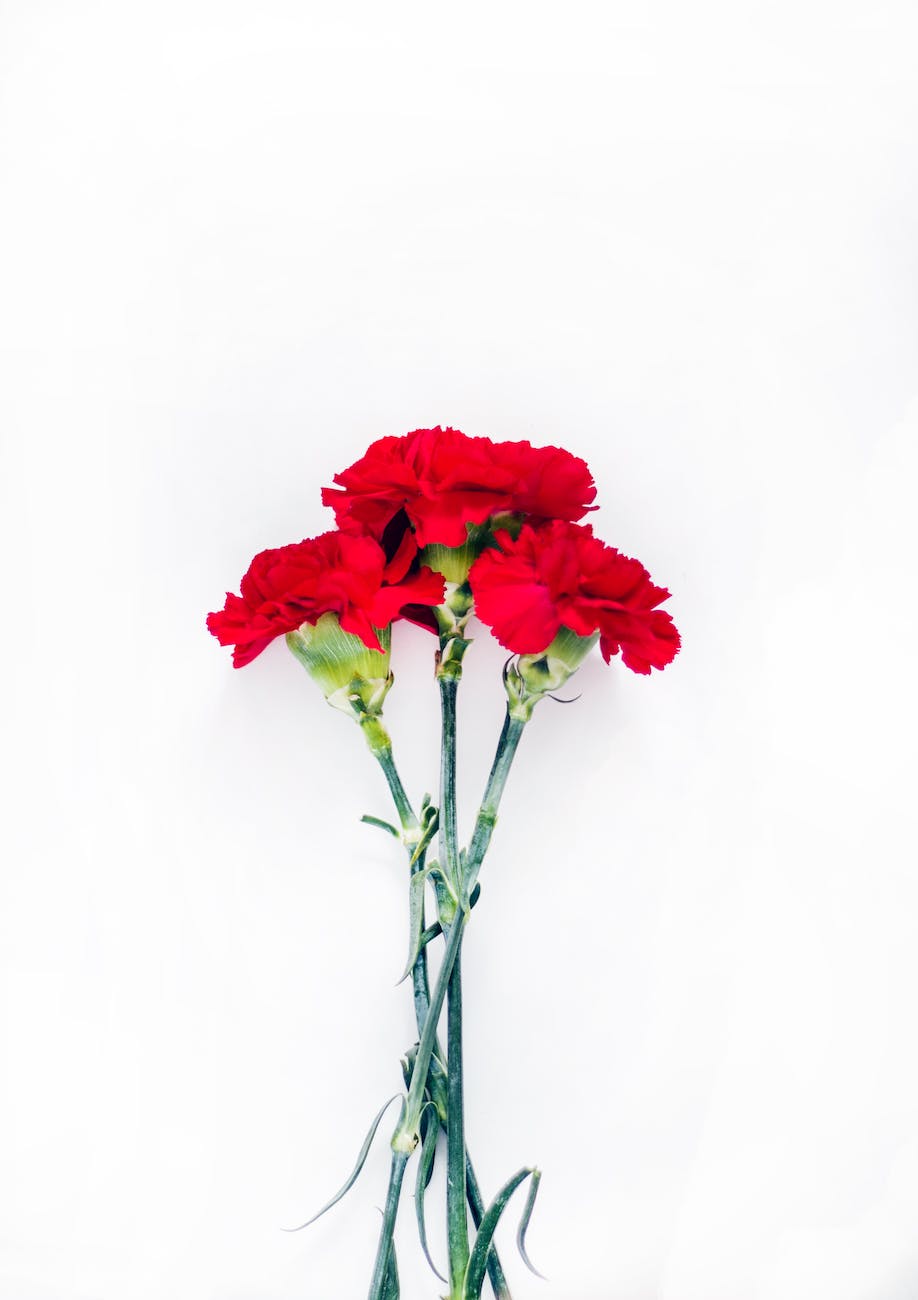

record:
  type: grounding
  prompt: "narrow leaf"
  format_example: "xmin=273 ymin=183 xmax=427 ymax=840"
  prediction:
xmin=419 ymin=920 xmax=441 ymax=950
xmin=419 ymin=883 xmax=481 ymax=952
xmin=516 ymin=1167 xmax=545 ymax=1277
xmin=282 ymin=1094 xmax=401 ymax=1231
xmin=466 ymin=1156 xmax=514 ymax=1300
xmin=383 ymin=1239 xmax=399 ymax=1300
xmin=408 ymin=835 xmax=432 ymax=868
xmin=361 ymin=814 xmax=399 ymax=837
xmin=421 ymin=799 xmax=439 ymax=832
xmin=462 ymin=1168 xmax=535 ymax=1299
xmin=431 ymin=867 xmax=459 ymax=928
xmin=409 ymin=803 xmax=440 ymax=866
xmin=415 ymin=1106 xmax=447 ymax=1282
xmin=397 ymin=863 xmax=439 ymax=985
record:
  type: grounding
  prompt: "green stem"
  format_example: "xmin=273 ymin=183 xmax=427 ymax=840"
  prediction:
xmin=439 ymin=677 xmax=461 ymax=887
xmin=371 ymin=727 xmax=517 ymax=1298
xmin=373 ymin=738 xmax=418 ymax=838
xmin=463 ymin=711 xmax=527 ymax=900
xmin=446 ymin=933 xmax=469 ymax=1293
xmin=417 ymin=931 xmax=511 ymax=1298
xmin=367 ymin=1149 xmax=409 ymax=1300
xmin=439 ymin=677 xmax=470 ymax=1291
xmin=393 ymin=906 xmax=467 ymax=1151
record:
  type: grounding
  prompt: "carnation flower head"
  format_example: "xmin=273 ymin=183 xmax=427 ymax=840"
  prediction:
xmin=321 ymin=427 xmax=596 ymax=564
xmin=469 ymin=519 xmax=680 ymax=677
xmin=206 ymin=530 xmax=445 ymax=668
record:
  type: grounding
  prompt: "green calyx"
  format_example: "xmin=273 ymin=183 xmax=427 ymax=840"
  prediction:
xmin=504 ymin=626 xmax=599 ymax=720
xmin=420 ymin=517 xmax=524 ymax=588
xmin=485 ymin=511 xmax=524 ymax=540
xmin=285 ymin=612 xmax=393 ymax=720
xmin=420 ymin=541 xmax=480 ymax=586
xmin=419 ymin=521 xmax=497 ymax=586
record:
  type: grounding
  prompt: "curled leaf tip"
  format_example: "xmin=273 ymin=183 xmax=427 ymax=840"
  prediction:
xmin=463 ymin=1166 xmax=536 ymax=1297
xmin=517 ymin=1167 xmax=546 ymax=1279
xmin=281 ymin=1093 xmax=401 ymax=1232
xmin=414 ymin=1104 xmax=447 ymax=1282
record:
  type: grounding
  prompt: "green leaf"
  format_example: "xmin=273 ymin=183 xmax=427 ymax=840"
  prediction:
xmin=281 ymin=1094 xmax=401 ymax=1232
xmin=462 ymin=1167 xmax=536 ymax=1298
xmin=516 ymin=1167 xmax=545 ymax=1277
xmin=431 ymin=867 xmax=460 ymax=928
xmin=398 ymin=1047 xmax=447 ymax=1125
xmin=427 ymin=1050 xmax=449 ymax=1123
xmin=415 ymin=1106 xmax=446 ymax=1282
xmin=400 ymin=1045 xmax=418 ymax=1092
xmin=409 ymin=802 xmax=440 ymax=866
xmin=397 ymin=863 xmax=441 ymax=985
xmin=361 ymin=814 xmax=400 ymax=837
xmin=419 ymin=920 xmax=442 ymax=950
xmin=419 ymin=883 xmax=481 ymax=951
xmin=383 ymin=1239 xmax=399 ymax=1300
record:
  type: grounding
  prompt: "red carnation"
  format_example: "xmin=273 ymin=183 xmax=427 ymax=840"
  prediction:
xmin=321 ymin=426 xmax=596 ymax=551
xmin=469 ymin=520 xmax=680 ymax=675
xmin=207 ymin=531 xmax=445 ymax=668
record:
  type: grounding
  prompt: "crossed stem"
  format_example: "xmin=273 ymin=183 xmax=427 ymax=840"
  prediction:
xmin=365 ymin=694 xmax=526 ymax=1298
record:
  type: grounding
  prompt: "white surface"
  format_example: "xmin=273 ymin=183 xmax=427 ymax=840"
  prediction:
xmin=2 ymin=3 xmax=917 ymax=1298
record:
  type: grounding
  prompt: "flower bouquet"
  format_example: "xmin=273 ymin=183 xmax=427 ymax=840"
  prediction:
xmin=208 ymin=426 xmax=679 ymax=1299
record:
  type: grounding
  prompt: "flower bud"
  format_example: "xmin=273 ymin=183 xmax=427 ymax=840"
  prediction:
xmin=285 ymin=612 xmax=393 ymax=719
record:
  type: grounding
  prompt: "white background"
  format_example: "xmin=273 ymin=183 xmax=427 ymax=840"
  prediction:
xmin=2 ymin=3 xmax=917 ymax=1298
